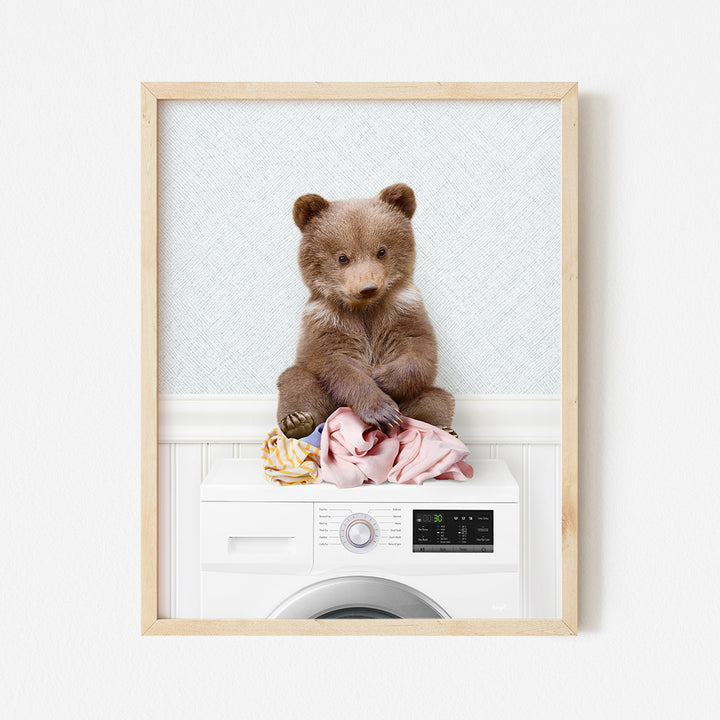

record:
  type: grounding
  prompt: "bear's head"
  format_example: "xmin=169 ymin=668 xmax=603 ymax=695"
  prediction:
xmin=293 ymin=183 xmax=417 ymax=310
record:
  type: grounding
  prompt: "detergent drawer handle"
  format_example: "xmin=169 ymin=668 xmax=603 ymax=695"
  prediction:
xmin=227 ymin=536 xmax=296 ymax=555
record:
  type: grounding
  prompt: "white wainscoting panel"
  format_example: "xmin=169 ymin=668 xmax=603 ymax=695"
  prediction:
xmin=158 ymin=394 xmax=561 ymax=619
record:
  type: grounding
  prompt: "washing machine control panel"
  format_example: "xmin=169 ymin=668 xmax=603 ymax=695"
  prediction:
xmin=314 ymin=502 xmax=515 ymax=573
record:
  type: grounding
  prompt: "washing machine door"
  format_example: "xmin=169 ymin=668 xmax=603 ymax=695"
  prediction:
xmin=269 ymin=576 xmax=449 ymax=619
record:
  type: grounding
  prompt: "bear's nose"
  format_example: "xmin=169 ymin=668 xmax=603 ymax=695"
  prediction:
xmin=358 ymin=283 xmax=378 ymax=298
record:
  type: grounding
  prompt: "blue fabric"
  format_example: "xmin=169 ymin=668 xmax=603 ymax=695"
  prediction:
xmin=300 ymin=423 xmax=325 ymax=449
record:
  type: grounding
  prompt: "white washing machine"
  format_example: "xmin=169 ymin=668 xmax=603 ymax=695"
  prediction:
xmin=200 ymin=458 xmax=520 ymax=619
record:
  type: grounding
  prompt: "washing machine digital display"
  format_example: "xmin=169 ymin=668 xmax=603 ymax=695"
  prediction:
xmin=412 ymin=510 xmax=494 ymax=552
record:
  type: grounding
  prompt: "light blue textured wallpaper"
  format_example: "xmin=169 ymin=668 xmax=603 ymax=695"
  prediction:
xmin=158 ymin=100 xmax=560 ymax=395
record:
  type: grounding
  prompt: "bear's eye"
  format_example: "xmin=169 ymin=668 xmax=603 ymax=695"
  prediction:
xmin=377 ymin=247 xmax=386 ymax=258
xmin=338 ymin=254 xmax=349 ymax=265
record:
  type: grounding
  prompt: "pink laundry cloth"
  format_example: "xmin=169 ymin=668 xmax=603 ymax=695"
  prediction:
xmin=320 ymin=407 xmax=474 ymax=488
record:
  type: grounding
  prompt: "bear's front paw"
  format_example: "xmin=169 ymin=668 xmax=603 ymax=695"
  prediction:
xmin=354 ymin=397 xmax=404 ymax=434
xmin=280 ymin=411 xmax=315 ymax=440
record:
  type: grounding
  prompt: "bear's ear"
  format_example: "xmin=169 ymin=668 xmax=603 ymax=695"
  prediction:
xmin=293 ymin=194 xmax=330 ymax=230
xmin=378 ymin=183 xmax=416 ymax=219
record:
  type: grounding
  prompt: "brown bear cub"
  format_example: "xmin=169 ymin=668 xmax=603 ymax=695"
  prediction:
xmin=277 ymin=183 xmax=455 ymax=439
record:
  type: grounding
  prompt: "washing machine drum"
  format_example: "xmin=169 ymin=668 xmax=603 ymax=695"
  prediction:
xmin=269 ymin=576 xmax=449 ymax=619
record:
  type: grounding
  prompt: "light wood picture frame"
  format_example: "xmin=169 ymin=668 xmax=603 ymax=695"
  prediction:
xmin=141 ymin=82 xmax=578 ymax=636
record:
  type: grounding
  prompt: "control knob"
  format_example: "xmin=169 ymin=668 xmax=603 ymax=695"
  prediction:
xmin=339 ymin=513 xmax=380 ymax=553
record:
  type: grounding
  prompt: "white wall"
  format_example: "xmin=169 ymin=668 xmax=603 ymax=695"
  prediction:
xmin=2 ymin=1 xmax=719 ymax=718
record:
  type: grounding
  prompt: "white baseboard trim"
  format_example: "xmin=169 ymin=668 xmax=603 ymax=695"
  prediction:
xmin=158 ymin=394 xmax=561 ymax=444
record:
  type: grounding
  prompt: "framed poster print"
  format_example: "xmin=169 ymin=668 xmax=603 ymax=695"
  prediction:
xmin=141 ymin=82 xmax=578 ymax=635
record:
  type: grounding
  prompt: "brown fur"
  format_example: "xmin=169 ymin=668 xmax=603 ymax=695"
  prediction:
xmin=277 ymin=183 xmax=454 ymax=437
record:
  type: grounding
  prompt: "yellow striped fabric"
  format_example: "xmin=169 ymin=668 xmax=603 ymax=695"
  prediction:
xmin=260 ymin=428 xmax=322 ymax=485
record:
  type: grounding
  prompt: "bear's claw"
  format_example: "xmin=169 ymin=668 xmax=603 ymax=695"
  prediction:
xmin=280 ymin=411 xmax=315 ymax=440
xmin=354 ymin=402 xmax=404 ymax=435
xmin=440 ymin=426 xmax=459 ymax=438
